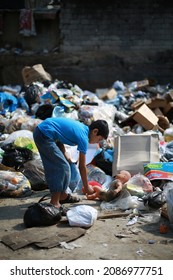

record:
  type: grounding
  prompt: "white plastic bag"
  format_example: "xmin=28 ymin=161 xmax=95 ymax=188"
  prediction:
xmin=67 ymin=205 xmax=98 ymax=228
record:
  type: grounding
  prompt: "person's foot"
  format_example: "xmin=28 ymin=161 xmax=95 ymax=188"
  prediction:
xmin=60 ymin=193 xmax=81 ymax=204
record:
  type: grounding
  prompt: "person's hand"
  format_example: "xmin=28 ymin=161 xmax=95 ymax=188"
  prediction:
xmin=83 ymin=185 xmax=94 ymax=194
xmin=82 ymin=181 xmax=102 ymax=195
xmin=86 ymin=185 xmax=102 ymax=200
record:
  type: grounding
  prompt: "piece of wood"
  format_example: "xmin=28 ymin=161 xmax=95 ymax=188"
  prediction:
xmin=97 ymin=212 xmax=130 ymax=219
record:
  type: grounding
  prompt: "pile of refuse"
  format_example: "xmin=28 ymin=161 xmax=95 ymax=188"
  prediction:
xmin=0 ymin=64 xmax=173 ymax=228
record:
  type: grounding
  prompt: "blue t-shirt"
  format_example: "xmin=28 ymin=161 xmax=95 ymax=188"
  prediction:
xmin=38 ymin=117 xmax=89 ymax=154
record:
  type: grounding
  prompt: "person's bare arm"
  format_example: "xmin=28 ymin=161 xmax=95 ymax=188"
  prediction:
xmin=78 ymin=152 xmax=94 ymax=194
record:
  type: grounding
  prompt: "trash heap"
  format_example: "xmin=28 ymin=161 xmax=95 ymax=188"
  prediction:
xmin=0 ymin=64 xmax=173 ymax=229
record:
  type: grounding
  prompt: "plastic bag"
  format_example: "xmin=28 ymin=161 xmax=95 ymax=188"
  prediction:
xmin=78 ymin=105 xmax=98 ymax=125
xmin=0 ymin=92 xmax=18 ymax=114
xmin=14 ymin=137 xmax=38 ymax=154
xmin=78 ymin=103 xmax=116 ymax=126
xmin=2 ymin=130 xmax=33 ymax=146
xmin=0 ymin=170 xmax=32 ymax=197
xmin=21 ymin=157 xmax=47 ymax=191
xmin=4 ymin=110 xmax=30 ymax=133
xmin=1 ymin=144 xmax=33 ymax=169
xmin=141 ymin=190 xmax=166 ymax=210
xmin=23 ymin=194 xmax=62 ymax=228
xmin=87 ymin=164 xmax=107 ymax=185
xmin=21 ymin=118 xmax=42 ymax=131
xmin=24 ymin=83 xmax=41 ymax=106
xmin=124 ymin=173 xmax=153 ymax=197
xmin=67 ymin=205 xmax=98 ymax=228
xmin=100 ymin=188 xmax=131 ymax=210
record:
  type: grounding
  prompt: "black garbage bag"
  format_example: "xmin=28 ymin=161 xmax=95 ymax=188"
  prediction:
xmin=24 ymin=83 xmax=41 ymax=107
xmin=1 ymin=144 xmax=33 ymax=170
xmin=23 ymin=194 xmax=62 ymax=228
xmin=142 ymin=190 xmax=166 ymax=210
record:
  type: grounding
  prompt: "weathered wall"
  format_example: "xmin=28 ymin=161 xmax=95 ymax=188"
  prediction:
xmin=0 ymin=9 xmax=60 ymax=52
xmin=0 ymin=0 xmax=173 ymax=91
xmin=60 ymin=0 xmax=173 ymax=54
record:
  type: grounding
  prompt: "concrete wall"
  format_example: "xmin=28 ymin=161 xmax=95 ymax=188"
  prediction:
xmin=0 ymin=0 xmax=173 ymax=91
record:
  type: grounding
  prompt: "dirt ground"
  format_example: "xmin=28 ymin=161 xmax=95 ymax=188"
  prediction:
xmin=0 ymin=190 xmax=173 ymax=260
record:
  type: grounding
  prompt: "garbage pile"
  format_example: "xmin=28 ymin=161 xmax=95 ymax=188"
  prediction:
xmin=0 ymin=64 xmax=173 ymax=228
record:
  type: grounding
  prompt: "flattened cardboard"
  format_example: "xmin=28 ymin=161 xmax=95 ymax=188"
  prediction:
xmin=112 ymin=134 xmax=160 ymax=177
xmin=1 ymin=225 xmax=86 ymax=250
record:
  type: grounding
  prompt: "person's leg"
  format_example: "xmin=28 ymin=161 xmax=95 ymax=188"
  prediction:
xmin=50 ymin=192 xmax=61 ymax=207
xmin=33 ymin=127 xmax=70 ymax=207
xmin=41 ymin=148 xmax=70 ymax=206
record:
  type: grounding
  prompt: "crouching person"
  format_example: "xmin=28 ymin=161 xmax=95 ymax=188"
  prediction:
xmin=33 ymin=117 xmax=109 ymax=212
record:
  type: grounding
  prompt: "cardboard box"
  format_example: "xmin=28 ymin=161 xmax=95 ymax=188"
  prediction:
xmin=164 ymin=90 xmax=173 ymax=102
xmin=163 ymin=102 xmax=173 ymax=122
xmin=144 ymin=162 xmax=173 ymax=181
xmin=152 ymin=107 xmax=164 ymax=116
xmin=132 ymin=104 xmax=158 ymax=130
xmin=22 ymin=64 xmax=52 ymax=85
xmin=146 ymin=97 xmax=167 ymax=109
xmin=112 ymin=134 xmax=160 ymax=176
xmin=95 ymin=88 xmax=108 ymax=99
xmin=131 ymin=100 xmax=145 ymax=110
xmin=102 ymin=88 xmax=117 ymax=100
xmin=136 ymin=79 xmax=149 ymax=89
xmin=163 ymin=102 xmax=173 ymax=114
xmin=120 ymin=104 xmax=159 ymax=130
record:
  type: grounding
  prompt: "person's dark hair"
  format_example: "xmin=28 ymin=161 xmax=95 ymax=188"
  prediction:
xmin=89 ymin=120 xmax=109 ymax=139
